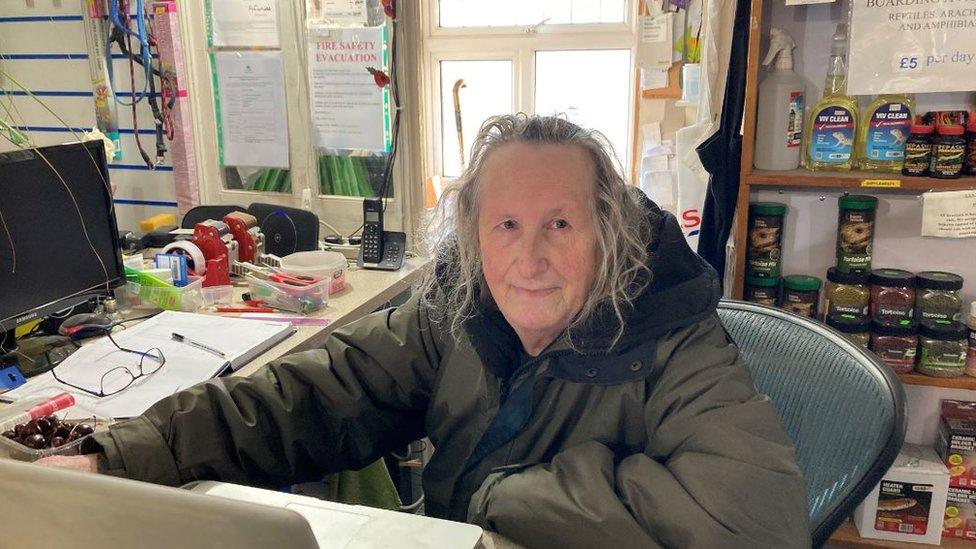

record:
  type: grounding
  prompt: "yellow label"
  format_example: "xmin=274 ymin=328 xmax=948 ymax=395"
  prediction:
xmin=860 ymin=179 xmax=902 ymax=188
xmin=155 ymin=6 xmax=167 ymax=14
xmin=947 ymin=506 xmax=960 ymax=518
xmin=950 ymin=454 xmax=964 ymax=466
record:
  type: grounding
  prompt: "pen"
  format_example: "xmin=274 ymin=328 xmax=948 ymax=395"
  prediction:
xmin=171 ymin=333 xmax=226 ymax=358
xmin=0 ymin=393 xmax=75 ymax=433
xmin=215 ymin=306 xmax=277 ymax=313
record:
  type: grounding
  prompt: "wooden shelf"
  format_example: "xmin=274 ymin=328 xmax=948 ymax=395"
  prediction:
xmin=828 ymin=520 xmax=976 ymax=548
xmin=746 ymin=170 xmax=976 ymax=191
xmin=897 ymin=373 xmax=976 ymax=391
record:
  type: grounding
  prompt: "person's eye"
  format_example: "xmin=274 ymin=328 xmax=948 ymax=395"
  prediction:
xmin=551 ymin=219 xmax=569 ymax=229
xmin=500 ymin=220 xmax=517 ymax=230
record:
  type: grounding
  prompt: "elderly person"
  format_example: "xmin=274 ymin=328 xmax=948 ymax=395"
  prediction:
xmin=41 ymin=114 xmax=810 ymax=547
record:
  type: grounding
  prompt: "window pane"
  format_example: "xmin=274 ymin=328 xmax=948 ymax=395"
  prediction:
xmin=223 ymin=167 xmax=291 ymax=193
xmin=439 ymin=60 xmax=514 ymax=177
xmin=439 ymin=0 xmax=625 ymax=27
xmin=318 ymin=152 xmax=390 ymax=197
xmin=535 ymin=49 xmax=632 ymax=169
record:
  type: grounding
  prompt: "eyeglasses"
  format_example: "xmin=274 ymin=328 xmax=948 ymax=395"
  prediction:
xmin=51 ymin=332 xmax=166 ymax=398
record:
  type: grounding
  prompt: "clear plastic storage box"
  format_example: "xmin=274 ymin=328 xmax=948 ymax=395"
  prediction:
xmin=0 ymin=398 xmax=113 ymax=462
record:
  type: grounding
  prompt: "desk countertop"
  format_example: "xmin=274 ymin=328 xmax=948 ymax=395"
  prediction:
xmin=233 ymin=256 xmax=431 ymax=377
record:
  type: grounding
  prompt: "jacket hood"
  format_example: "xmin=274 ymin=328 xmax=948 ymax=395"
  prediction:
xmin=434 ymin=190 xmax=721 ymax=368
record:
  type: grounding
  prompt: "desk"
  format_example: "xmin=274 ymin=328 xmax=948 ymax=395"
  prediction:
xmin=234 ymin=256 xmax=430 ymax=377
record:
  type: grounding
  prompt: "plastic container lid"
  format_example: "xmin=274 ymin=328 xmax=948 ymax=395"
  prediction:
xmin=838 ymin=195 xmax=878 ymax=210
xmin=826 ymin=267 xmax=869 ymax=286
xmin=826 ymin=313 xmax=871 ymax=333
xmin=938 ymin=124 xmax=965 ymax=136
xmin=749 ymin=202 xmax=787 ymax=216
xmin=968 ymin=115 xmax=976 ymax=132
xmin=916 ymin=271 xmax=964 ymax=291
xmin=746 ymin=276 xmax=780 ymax=288
xmin=919 ymin=319 xmax=968 ymax=340
xmin=871 ymin=319 xmax=917 ymax=337
xmin=870 ymin=268 xmax=916 ymax=287
xmin=279 ymin=251 xmax=348 ymax=274
xmin=783 ymin=274 xmax=822 ymax=292
xmin=910 ymin=123 xmax=934 ymax=135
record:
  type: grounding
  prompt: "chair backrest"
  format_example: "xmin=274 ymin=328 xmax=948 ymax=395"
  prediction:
xmin=716 ymin=300 xmax=906 ymax=547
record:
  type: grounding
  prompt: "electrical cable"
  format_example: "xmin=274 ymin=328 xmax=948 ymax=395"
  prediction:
xmin=398 ymin=494 xmax=424 ymax=513
xmin=318 ymin=219 xmax=342 ymax=237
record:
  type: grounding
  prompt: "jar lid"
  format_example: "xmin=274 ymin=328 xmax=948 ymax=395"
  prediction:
xmin=782 ymin=274 xmax=822 ymax=292
xmin=870 ymin=268 xmax=916 ymax=287
xmin=910 ymin=123 xmax=934 ymax=135
xmin=938 ymin=124 xmax=965 ymax=136
xmin=871 ymin=319 xmax=917 ymax=336
xmin=838 ymin=195 xmax=878 ymax=210
xmin=746 ymin=276 xmax=780 ymax=288
xmin=920 ymin=319 xmax=968 ymax=340
xmin=916 ymin=271 xmax=964 ymax=291
xmin=749 ymin=202 xmax=787 ymax=216
xmin=826 ymin=313 xmax=871 ymax=333
xmin=826 ymin=267 xmax=869 ymax=285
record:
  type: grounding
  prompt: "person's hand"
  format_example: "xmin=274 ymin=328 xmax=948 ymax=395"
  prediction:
xmin=34 ymin=454 xmax=98 ymax=474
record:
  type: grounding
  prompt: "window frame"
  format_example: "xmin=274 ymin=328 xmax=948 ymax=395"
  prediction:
xmin=422 ymin=0 xmax=639 ymax=180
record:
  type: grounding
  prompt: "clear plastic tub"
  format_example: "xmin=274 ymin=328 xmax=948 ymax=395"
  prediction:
xmin=0 ymin=398 xmax=113 ymax=462
xmin=279 ymin=251 xmax=348 ymax=294
xmin=201 ymin=285 xmax=235 ymax=307
xmin=245 ymin=274 xmax=329 ymax=315
xmin=118 ymin=275 xmax=204 ymax=312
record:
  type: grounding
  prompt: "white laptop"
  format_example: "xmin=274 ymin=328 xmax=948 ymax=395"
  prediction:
xmin=0 ymin=458 xmax=483 ymax=549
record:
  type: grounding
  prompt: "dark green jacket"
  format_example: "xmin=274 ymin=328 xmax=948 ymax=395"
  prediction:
xmin=92 ymin=199 xmax=810 ymax=548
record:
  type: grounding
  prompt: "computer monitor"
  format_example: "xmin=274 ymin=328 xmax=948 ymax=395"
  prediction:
xmin=0 ymin=141 xmax=125 ymax=332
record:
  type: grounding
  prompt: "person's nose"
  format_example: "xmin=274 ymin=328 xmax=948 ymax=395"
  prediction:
xmin=517 ymin=231 xmax=549 ymax=280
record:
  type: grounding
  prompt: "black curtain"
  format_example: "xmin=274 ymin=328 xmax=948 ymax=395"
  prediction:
xmin=695 ymin=0 xmax=752 ymax=287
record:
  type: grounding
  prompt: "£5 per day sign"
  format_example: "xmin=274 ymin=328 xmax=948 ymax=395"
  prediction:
xmin=848 ymin=0 xmax=976 ymax=94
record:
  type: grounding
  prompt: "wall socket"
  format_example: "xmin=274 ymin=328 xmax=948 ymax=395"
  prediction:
xmin=301 ymin=187 xmax=312 ymax=210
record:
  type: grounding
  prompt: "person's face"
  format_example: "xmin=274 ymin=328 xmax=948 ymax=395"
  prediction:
xmin=477 ymin=142 xmax=598 ymax=353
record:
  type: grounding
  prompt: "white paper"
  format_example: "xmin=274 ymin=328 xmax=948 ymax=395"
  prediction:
xmin=215 ymin=52 xmax=290 ymax=168
xmin=921 ymin=190 xmax=976 ymax=238
xmin=2 ymin=312 xmax=293 ymax=418
xmin=308 ymin=0 xmax=368 ymax=27
xmin=307 ymin=28 xmax=389 ymax=151
xmin=210 ymin=0 xmax=280 ymax=48
xmin=640 ymin=67 xmax=669 ymax=90
xmin=637 ymin=14 xmax=673 ymax=71
xmin=849 ymin=0 xmax=976 ymax=94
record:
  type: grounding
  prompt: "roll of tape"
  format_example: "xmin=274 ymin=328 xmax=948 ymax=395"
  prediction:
xmin=161 ymin=241 xmax=207 ymax=275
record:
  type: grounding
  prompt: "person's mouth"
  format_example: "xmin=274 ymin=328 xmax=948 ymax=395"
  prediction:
xmin=512 ymin=286 xmax=558 ymax=297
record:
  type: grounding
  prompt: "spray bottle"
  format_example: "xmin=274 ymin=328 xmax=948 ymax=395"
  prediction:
xmin=805 ymin=23 xmax=858 ymax=171
xmin=754 ymin=29 xmax=805 ymax=171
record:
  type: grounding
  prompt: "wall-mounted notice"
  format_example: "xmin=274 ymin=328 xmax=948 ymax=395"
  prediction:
xmin=307 ymin=27 xmax=390 ymax=152
xmin=215 ymin=52 xmax=290 ymax=168
xmin=849 ymin=0 xmax=976 ymax=94
xmin=921 ymin=190 xmax=976 ymax=238
xmin=308 ymin=0 xmax=368 ymax=27
xmin=210 ymin=0 xmax=280 ymax=48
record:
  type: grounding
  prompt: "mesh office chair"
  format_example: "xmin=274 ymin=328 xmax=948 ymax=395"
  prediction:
xmin=716 ymin=300 xmax=906 ymax=547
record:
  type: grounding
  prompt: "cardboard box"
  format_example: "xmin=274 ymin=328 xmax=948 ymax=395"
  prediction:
xmin=935 ymin=399 xmax=976 ymax=488
xmin=854 ymin=445 xmax=950 ymax=545
xmin=944 ymin=486 xmax=976 ymax=540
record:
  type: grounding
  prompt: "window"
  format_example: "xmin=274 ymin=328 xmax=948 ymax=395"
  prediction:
xmin=423 ymin=0 xmax=637 ymax=180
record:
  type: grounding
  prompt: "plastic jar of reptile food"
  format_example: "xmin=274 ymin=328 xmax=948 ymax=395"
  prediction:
xmin=780 ymin=275 xmax=821 ymax=318
xmin=745 ymin=276 xmax=779 ymax=307
xmin=870 ymin=268 xmax=916 ymax=322
xmin=746 ymin=202 xmax=787 ymax=279
xmin=915 ymin=271 xmax=964 ymax=322
xmin=917 ymin=320 xmax=968 ymax=378
xmin=870 ymin=320 xmax=918 ymax=373
xmin=823 ymin=267 xmax=870 ymax=319
xmin=836 ymin=195 xmax=878 ymax=274
xmin=826 ymin=313 xmax=871 ymax=349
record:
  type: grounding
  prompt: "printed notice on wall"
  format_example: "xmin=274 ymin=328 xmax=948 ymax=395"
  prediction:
xmin=307 ymin=28 xmax=390 ymax=151
xmin=214 ymin=52 xmax=289 ymax=168
xmin=210 ymin=0 xmax=280 ymax=48
xmin=307 ymin=0 xmax=368 ymax=27
xmin=849 ymin=0 xmax=976 ymax=94
xmin=921 ymin=190 xmax=976 ymax=238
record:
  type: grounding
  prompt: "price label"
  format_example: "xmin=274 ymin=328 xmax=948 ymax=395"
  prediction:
xmin=893 ymin=53 xmax=922 ymax=72
xmin=861 ymin=179 xmax=902 ymax=188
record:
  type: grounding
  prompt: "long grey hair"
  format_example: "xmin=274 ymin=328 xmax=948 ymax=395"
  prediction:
xmin=421 ymin=113 xmax=651 ymax=350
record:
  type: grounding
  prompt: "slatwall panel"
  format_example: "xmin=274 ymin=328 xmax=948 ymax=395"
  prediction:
xmin=0 ymin=4 xmax=178 ymax=231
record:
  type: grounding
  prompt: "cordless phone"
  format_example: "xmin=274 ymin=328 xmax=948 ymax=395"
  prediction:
xmin=357 ymin=197 xmax=405 ymax=271
xmin=362 ymin=197 xmax=384 ymax=264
